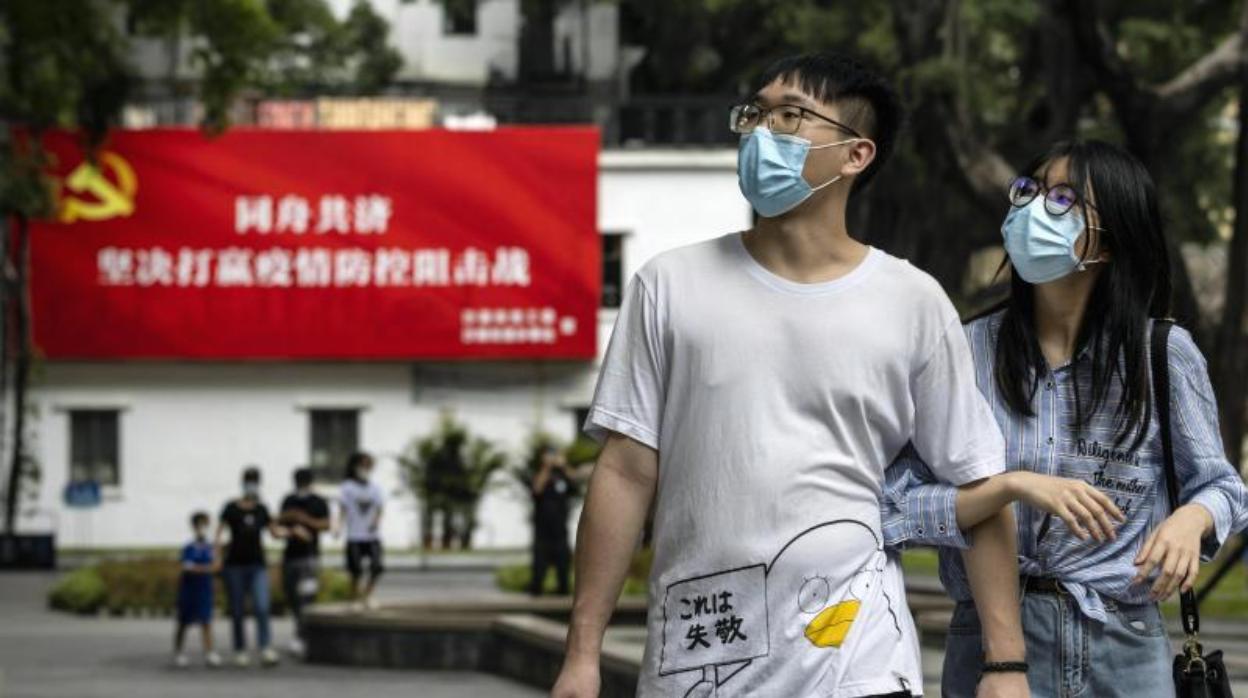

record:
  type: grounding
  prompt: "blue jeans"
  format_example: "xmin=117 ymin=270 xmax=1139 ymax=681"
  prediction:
xmin=943 ymin=591 xmax=1173 ymax=698
xmin=222 ymin=565 xmax=271 ymax=651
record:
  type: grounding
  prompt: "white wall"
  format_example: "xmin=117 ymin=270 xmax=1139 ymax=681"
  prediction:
xmin=371 ymin=0 xmax=522 ymax=84
xmin=327 ymin=0 xmax=620 ymax=86
xmin=122 ymin=0 xmax=622 ymax=91
xmin=553 ymin=2 xmax=619 ymax=82
xmin=27 ymin=149 xmax=748 ymax=551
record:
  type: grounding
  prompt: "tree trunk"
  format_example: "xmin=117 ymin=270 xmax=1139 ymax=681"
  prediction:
xmin=459 ymin=506 xmax=475 ymax=550
xmin=4 ymin=214 xmax=30 ymax=535
xmin=1213 ymin=18 xmax=1248 ymax=467
xmin=0 ymin=212 xmax=10 ymax=532
xmin=518 ymin=0 xmax=558 ymax=83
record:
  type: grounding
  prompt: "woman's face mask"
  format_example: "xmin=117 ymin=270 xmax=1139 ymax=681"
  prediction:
xmin=737 ymin=128 xmax=861 ymax=218
xmin=1001 ymin=187 xmax=1107 ymax=284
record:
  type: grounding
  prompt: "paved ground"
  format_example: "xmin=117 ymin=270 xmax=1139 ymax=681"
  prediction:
xmin=0 ymin=571 xmax=542 ymax=698
xmin=3 ymin=566 xmax=1247 ymax=697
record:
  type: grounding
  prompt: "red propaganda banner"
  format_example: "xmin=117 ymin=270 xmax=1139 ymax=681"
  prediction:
xmin=30 ymin=128 xmax=600 ymax=360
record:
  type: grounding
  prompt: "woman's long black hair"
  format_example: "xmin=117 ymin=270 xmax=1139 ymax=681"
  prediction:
xmin=994 ymin=139 xmax=1171 ymax=451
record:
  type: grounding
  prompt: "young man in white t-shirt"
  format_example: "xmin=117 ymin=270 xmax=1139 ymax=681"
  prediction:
xmin=553 ymin=53 xmax=1029 ymax=698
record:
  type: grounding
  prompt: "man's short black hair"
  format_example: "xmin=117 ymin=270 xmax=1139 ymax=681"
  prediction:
xmin=242 ymin=465 xmax=261 ymax=483
xmin=190 ymin=510 xmax=210 ymax=528
xmin=293 ymin=467 xmax=313 ymax=488
xmin=752 ymin=51 xmax=903 ymax=194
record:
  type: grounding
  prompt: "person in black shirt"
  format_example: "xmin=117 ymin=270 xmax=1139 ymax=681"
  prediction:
xmin=214 ymin=466 xmax=288 ymax=667
xmin=278 ymin=467 xmax=330 ymax=657
xmin=530 ymin=447 xmax=576 ymax=596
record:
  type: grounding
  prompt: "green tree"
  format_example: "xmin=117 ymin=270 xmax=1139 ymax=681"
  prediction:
xmin=0 ymin=0 xmax=132 ymax=535
xmin=619 ymin=0 xmax=1248 ymax=469
xmin=399 ymin=411 xmax=508 ymax=550
xmin=0 ymin=0 xmax=405 ymax=535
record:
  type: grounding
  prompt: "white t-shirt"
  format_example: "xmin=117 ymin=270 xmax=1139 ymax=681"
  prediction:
xmin=339 ymin=479 xmax=384 ymax=543
xmin=584 ymin=232 xmax=1004 ymax=698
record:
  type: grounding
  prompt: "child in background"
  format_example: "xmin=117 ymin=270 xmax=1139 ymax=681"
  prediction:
xmin=174 ymin=511 xmax=221 ymax=668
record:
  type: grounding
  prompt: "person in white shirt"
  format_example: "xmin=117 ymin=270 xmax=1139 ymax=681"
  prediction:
xmin=335 ymin=452 xmax=384 ymax=610
xmin=552 ymin=52 xmax=1029 ymax=698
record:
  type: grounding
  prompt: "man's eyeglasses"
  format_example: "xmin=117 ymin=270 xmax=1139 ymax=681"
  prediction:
xmin=729 ymin=103 xmax=862 ymax=139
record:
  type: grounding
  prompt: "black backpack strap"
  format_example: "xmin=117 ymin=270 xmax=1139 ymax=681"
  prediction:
xmin=1149 ymin=318 xmax=1200 ymax=635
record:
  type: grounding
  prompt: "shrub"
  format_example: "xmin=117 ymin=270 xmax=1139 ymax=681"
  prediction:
xmin=48 ymin=557 xmax=352 ymax=616
xmin=48 ymin=566 xmax=107 ymax=614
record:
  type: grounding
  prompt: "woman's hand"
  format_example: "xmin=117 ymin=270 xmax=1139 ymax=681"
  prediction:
xmin=1133 ymin=503 xmax=1213 ymax=600
xmin=1006 ymin=471 xmax=1125 ymax=542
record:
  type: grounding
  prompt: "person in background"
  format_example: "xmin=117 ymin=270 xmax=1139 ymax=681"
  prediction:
xmin=336 ymin=452 xmax=384 ymax=610
xmin=215 ymin=465 xmax=288 ymax=667
xmin=278 ymin=467 xmax=330 ymax=657
xmin=173 ymin=510 xmax=221 ymax=668
xmin=530 ymin=446 xmax=574 ymax=596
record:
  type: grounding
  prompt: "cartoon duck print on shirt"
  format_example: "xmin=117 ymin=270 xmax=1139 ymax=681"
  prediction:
xmin=660 ymin=520 xmax=899 ymax=698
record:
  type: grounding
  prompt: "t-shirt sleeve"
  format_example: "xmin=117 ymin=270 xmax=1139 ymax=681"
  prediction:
xmin=279 ymin=495 xmax=295 ymax=514
xmin=910 ymin=307 xmax=1005 ymax=485
xmin=583 ymin=273 xmax=667 ymax=450
xmin=313 ymin=496 xmax=330 ymax=519
xmin=257 ymin=504 xmax=271 ymax=527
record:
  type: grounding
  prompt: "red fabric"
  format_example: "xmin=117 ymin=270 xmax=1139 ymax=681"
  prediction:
xmin=31 ymin=127 xmax=600 ymax=360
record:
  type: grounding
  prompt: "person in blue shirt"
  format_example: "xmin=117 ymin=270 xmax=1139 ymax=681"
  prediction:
xmin=882 ymin=139 xmax=1248 ymax=698
xmin=173 ymin=511 xmax=221 ymax=668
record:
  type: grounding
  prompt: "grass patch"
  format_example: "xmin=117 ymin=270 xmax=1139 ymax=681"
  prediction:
xmin=901 ymin=548 xmax=941 ymax=577
xmin=496 ymin=547 xmax=651 ymax=596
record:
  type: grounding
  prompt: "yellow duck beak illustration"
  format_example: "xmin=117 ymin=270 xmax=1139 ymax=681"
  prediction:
xmin=803 ymin=599 xmax=861 ymax=648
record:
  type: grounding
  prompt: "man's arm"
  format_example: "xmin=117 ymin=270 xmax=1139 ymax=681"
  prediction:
xmin=304 ymin=501 xmax=332 ymax=532
xmin=553 ymin=434 xmax=657 ymax=698
xmin=959 ymin=502 xmax=1028 ymax=696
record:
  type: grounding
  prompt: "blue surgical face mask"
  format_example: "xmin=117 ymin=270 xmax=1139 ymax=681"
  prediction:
xmin=737 ymin=128 xmax=860 ymax=218
xmin=1001 ymin=196 xmax=1104 ymax=284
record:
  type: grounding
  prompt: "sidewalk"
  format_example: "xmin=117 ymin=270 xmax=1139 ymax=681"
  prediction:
xmin=0 ymin=571 xmax=541 ymax=698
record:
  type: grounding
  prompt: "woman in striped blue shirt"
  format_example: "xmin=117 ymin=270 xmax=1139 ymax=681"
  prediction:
xmin=883 ymin=139 xmax=1248 ymax=697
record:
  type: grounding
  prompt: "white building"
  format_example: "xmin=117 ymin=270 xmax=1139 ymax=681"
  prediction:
xmin=28 ymin=149 xmax=748 ymax=550
xmin=126 ymin=0 xmax=621 ymax=90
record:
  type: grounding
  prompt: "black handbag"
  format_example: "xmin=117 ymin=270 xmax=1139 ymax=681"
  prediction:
xmin=1150 ymin=319 xmax=1234 ymax=698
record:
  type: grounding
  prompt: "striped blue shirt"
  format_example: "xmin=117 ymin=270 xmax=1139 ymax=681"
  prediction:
xmin=881 ymin=310 xmax=1248 ymax=622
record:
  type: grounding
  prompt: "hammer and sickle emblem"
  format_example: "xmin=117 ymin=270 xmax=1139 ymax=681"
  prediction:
xmin=58 ymin=151 xmax=138 ymax=223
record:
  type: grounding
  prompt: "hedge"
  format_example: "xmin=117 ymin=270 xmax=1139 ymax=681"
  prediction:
xmin=48 ymin=557 xmax=351 ymax=616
